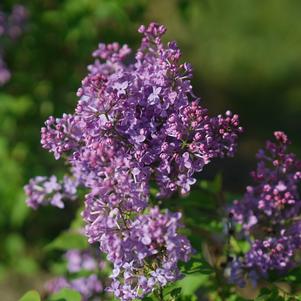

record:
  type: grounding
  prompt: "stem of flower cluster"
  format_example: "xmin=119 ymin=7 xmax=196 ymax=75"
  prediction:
xmin=159 ymin=286 xmax=164 ymax=301
xmin=154 ymin=286 xmax=165 ymax=301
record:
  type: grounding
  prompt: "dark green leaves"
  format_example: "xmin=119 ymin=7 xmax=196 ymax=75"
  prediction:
xmin=180 ymin=254 xmax=214 ymax=275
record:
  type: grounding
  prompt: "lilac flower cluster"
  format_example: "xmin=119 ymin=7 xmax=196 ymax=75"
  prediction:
xmin=41 ymin=22 xmax=242 ymax=197
xmin=0 ymin=5 xmax=27 ymax=85
xmin=229 ymin=131 xmax=301 ymax=286
xmin=24 ymin=175 xmax=78 ymax=209
xmin=103 ymin=207 xmax=191 ymax=300
xmin=73 ymin=139 xmax=191 ymax=299
xmin=46 ymin=249 xmax=103 ymax=301
xmin=26 ymin=22 xmax=242 ymax=300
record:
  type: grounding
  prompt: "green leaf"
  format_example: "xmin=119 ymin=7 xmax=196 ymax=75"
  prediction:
xmin=179 ymin=295 xmax=198 ymax=301
xmin=5 ymin=233 xmax=25 ymax=257
xmin=45 ymin=231 xmax=88 ymax=251
xmin=255 ymin=287 xmax=284 ymax=301
xmin=177 ymin=273 xmax=208 ymax=296
xmin=180 ymin=254 xmax=214 ymax=275
xmin=19 ymin=290 xmax=41 ymax=301
xmin=15 ymin=256 xmax=39 ymax=275
xmin=49 ymin=288 xmax=81 ymax=301
xmin=70 ymin=206 xmax=85 ymax=229
xmin=142 ymin=297 xmax=156 ymax=301
xmin=199 ymin=173 xmax=222 ymax=194
xmin=170 ymin=287 xmax=182 ymax=298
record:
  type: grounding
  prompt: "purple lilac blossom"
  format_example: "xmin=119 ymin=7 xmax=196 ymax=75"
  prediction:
xmin=24 ymin=175 xmax=78 ymax=209
xmin=6 ymin=5 xmax=28 ymax=39
xmin=229 ymin=131 xmax=301 ymax=286
xmin=79 ymin=141 xmax=191 ymax=299
xmin=64 ymin=249 xmax=98 ymax=273
xmin=26 ymin=22 xmax=242 ymax=300
xmin=0 ymin=5 xmax=27 ymax=86
xmin=40 ymin=22 xmax=242 ymax=197
xmin=46 ymin=277 xmax=69 ymax=293
xmin=46 ymin=249 xmax=103 ymax=301
xmin=106 ymin=207 xmax=192 ymax=300
xmin=47 ymin=274 xmax=102 ymax=301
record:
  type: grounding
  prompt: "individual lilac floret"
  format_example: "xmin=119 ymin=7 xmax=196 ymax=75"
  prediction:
xmin=46 ymin=249 xmax=103 ymax=301
xmin=24 ymin=175 xmax=78 ymax=209
xmin=41 ymin=22 xmax=242 ymax=197
xmin=229 ymin=131 xmax=301 ymax=286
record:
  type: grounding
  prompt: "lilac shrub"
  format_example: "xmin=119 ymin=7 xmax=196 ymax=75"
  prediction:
xmin=25 ymin=22 xmax=242 ymax=300
xmin=229 ymin=131 xmax=301 ymax=286
xmin=0 ymin=5 xmax=27 ymax=85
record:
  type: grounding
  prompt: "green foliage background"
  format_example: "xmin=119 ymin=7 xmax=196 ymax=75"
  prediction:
xmin=0 ymin=0 xmax=301 ymax=300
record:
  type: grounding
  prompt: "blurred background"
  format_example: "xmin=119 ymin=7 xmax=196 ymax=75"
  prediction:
xmin=0 ymin=0 xmax=300 ymax=300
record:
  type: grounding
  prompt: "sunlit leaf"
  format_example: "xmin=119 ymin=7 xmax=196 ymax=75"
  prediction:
xmin=49 ymin=288 xmax=81 ymax=301
xmin=19 ymin=290 xmax=40 ymax=301
xmin=45 ymin=231 xmax=88 ymax=251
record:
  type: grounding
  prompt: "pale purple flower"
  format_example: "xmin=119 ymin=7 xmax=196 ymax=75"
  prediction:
xmin=71 ymin=275 xmax=102 ymax=300
xmin=113 ymin=81 xmax=128 ymax=97
xmin=46 ymin=249 xmax=103 ymax=301
xmin=46 ymin=277 xmax=69 ymax=293
xmin=148 ymin=86 xmax=161 ymax=104
xmin=24 ymin=175 xmax=78 ymax=209
xmin=65 ymin=249 xmax=97 ymax=273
